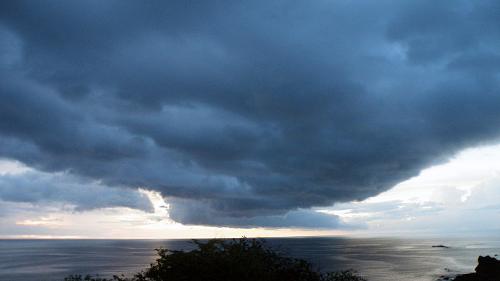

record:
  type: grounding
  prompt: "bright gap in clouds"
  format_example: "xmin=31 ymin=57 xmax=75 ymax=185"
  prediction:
xmin=2 ymin=143 xmax=500 ymax=238
xmin=324 ymin=143 xmax=500 ymax=237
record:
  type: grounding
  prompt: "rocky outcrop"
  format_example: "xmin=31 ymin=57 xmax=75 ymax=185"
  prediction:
xmin=432 ymin=245 xmax=450 ymax=249
xmin=454 ymin=256 xmax=500 ymax=281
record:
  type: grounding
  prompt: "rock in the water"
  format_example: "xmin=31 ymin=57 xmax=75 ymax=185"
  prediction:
xmin=432 ymin=245 xmax=450 ymax=248
xmin=453 ymin=256 xmax=500 ymax=281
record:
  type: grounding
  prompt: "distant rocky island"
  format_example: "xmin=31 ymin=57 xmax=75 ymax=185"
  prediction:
xmin=432 ymin=245 xmax=451 ymax=248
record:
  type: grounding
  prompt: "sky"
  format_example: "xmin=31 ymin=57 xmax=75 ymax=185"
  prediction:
xmin=0 ymin=0 xmax=500 ymax=238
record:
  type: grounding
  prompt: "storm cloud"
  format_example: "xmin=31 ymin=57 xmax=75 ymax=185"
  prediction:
xmin=0 ymin=168 xmax=153 ymax=212
xmin=1 ymin=0 xmax=500 ymax=227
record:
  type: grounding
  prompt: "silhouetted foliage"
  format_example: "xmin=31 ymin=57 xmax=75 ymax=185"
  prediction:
xmin=64 ymin=274 xmax=124 ymax=281
xmin=65 ymin=238 xmax=366 ymax=281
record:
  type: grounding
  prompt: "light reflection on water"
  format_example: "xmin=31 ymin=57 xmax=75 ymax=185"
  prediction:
xmin=0 ymin=237 xmax=499 ymax=281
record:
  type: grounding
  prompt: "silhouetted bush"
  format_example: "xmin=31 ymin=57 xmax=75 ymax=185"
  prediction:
xmin=65 ymin=238 xmax=366 ymax=281
xmin=65 ymin=275 xmax=114 ymax=281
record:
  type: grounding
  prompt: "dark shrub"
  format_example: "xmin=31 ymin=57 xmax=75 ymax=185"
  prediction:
xmin=65 ymin=238 xmax=366 ymax=281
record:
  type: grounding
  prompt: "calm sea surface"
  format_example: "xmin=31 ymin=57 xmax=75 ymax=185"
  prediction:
xmin=1 ymin=237 xmax=499 ymax=281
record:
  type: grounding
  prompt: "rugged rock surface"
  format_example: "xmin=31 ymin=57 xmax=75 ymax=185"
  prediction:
xmin=454 ymin=256 xmax=500 ymax=281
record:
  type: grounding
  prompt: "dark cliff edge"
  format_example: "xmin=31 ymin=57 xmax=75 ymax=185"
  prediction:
xmin=453 ymin=256 xmax=500 ymax=281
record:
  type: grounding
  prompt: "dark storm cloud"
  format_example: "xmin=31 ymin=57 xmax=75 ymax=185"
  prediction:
xmin=168 ymin=199 xmax=344 ymax=229
xmin=1 ymin=0 xmax=500 ymax=227
xmin=0 ymin=169 xmax=153 ymax=212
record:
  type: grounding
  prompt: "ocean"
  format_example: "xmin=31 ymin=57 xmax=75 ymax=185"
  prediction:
xmin=1 ymin=237 xmax=499 ymax=281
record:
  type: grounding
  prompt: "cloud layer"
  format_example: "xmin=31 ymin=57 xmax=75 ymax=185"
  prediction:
xmin=1 ymin=0 xmax=500 ymax=227
xmin=0 ymin=170 xmax=153 ymax=213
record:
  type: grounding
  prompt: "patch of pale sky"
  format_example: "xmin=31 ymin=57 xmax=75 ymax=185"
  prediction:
xmin=322 ymin=144 xmax=500 ymax=236
xmin=0 ymin=159 xmax=32 ymax=175
xmin=365 ymin=143 xmax=500 ymax=204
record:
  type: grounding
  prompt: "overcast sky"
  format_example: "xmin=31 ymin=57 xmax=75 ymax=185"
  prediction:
xmin=1 ymin=0 xmax=500 ymax=238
